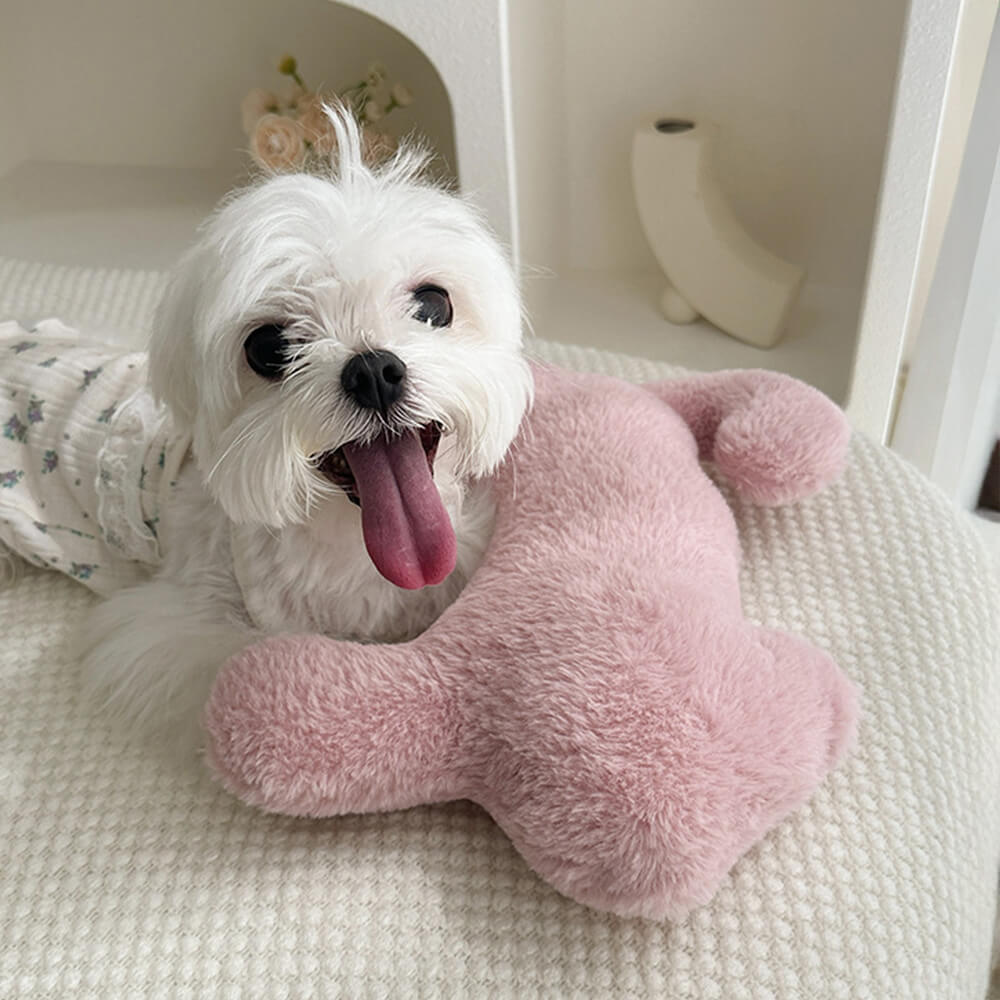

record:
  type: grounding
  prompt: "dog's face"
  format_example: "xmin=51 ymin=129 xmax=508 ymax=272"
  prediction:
xmin=150 ymin=115 xmax=532 ymax=588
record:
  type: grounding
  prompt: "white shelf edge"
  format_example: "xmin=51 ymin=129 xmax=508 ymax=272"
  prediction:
xmin=527 ymin=269 xmax=861 ymax=406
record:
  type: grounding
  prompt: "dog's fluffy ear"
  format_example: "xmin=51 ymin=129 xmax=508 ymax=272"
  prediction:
xmin=150 ymin=247 xmax=201 ymax=434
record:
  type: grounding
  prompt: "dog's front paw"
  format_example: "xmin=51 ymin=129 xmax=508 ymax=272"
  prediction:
xmin=79 ymin=578 xmax=255 ymax=747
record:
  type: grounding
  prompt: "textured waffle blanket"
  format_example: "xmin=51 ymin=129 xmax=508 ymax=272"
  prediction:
xmin=1 ymin=257 xmax=998 ymax=999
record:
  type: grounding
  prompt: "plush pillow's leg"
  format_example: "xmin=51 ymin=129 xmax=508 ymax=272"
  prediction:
xmin=647 ymin=372 xmax=850 ymax=505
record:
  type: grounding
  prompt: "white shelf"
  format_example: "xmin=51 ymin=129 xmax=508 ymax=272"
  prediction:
xmin=525 ymin=270 xmax=861 ymax=405
xmin=0 ymin=160 xmax=240 ymax=270
xmin=0 ymin=158 xmax=861 ymax=409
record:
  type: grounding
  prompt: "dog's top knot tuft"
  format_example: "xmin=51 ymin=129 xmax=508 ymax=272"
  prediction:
xmin=322 ymin=102 xmax=432 ymax=190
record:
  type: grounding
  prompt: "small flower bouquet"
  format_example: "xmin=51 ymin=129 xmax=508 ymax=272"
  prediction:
xmin=242 ymin=55 xmax=414 ymax=172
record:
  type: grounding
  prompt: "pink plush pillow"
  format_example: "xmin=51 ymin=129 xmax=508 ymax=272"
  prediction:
xmin=204 ymin=365 xmax=859 ymax=920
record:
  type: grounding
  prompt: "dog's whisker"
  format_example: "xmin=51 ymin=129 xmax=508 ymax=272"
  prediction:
xmin=204 ymin=413 xmax=269 ymax=485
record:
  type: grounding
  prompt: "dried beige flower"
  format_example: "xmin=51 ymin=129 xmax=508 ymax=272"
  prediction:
xmin=298 ymin=95 xmax=339 ymax=157
xmin=390 ymin=84 xmax=413 ymax=108
xmin=281 ymin=84 xmax=308 ymax=111
xmin=241 ymin=88 xmax=280 ymax=136
xmin=362 ymin=126 xmax=397 ymax=165
xmin=250 ymin=114 xmax=306 ymax=172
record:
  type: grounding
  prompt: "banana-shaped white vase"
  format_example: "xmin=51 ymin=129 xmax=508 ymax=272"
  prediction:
xmin=631 ymin=118 xmax=805 ymax=348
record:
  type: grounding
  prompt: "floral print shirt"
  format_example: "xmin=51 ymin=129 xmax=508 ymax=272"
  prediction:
xmin=0 ymin=319 xmax=188 ymax=596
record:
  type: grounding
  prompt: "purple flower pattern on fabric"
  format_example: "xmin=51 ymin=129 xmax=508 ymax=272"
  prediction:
xmin=33 ymin=519 xmax=97 ymax=541
xmin=3 ymin=414 xmax=27 ymax=442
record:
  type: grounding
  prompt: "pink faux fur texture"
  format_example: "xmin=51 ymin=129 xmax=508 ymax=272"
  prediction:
xmin=204 ymin=364 xmax=859 ymax=921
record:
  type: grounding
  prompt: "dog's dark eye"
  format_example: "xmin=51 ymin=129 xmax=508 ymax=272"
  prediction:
xmin=412 ymin=285 xmax=453 ymax=328
xmin=244 ymin=324 xmax=289 ymax=380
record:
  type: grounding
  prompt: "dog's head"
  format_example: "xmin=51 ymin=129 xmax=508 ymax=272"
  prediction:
xmin=150 ymin=110 xmax=532 ymax=588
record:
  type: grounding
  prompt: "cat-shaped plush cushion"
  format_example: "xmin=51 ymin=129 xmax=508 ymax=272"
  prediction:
xmin=204 ymin=365 xmax=859 ymax=920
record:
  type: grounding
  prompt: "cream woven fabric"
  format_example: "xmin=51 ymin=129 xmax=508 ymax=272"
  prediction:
xmin=1 ymin=257 xmax=998 ymax=999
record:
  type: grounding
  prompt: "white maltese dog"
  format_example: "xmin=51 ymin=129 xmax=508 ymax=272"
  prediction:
xmin=0 ymin=111 xmax=532 ymax=737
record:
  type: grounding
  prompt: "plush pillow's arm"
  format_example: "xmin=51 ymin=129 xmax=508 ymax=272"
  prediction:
xmin=646 ymin=371 xmax=850 ymax=505
xmin=204 ymin=636 xmax=462 ymax=817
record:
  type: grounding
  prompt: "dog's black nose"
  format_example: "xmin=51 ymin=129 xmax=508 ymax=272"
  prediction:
xmin=341 ymin=350 xmax=407 ymax=415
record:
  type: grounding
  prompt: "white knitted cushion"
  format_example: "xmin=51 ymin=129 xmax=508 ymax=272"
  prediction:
xmin=1 ymin=257 xmax=998 ymax=999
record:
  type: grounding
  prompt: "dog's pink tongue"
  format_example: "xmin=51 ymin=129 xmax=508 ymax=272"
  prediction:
xmin=344 ymin=432 xmax=456 ymax=590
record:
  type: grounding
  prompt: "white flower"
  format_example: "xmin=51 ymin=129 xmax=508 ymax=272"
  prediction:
xmin=250 ymin=114 xmax=306 ymax=172
xmin=366 ymin=61 xmax=387 ymax=86
xmin=390 ymin=83 xmax=413 ymax=107
xmin=364 ymin=99 xmax=384 ymax=123
xmin=241 ymin=88 xmax=280 ymax=136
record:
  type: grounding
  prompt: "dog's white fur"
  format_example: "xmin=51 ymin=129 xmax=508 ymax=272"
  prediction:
xmin=77 ymin=112 xmax=532 ymax=738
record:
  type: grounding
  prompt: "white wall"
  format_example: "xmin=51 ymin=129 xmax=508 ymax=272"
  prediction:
xmin=0 ymin=10 xmax=27 ymax=176
xmin=4 ymin=0 xmax=456 ymax=179
xmin=890 ymin=3 xmax=1000 ymax=509
xmin=506 ymin=0 xmax=568 ymax=291
xmin=554 ymin=0 xmax=907 ymax=291
xmin=342 ymin=0 xmax=517 ymax=255
xmin=902 ymin=0 xmax=998 ymax=364
xmin=4 ymin=0 xmax=914 ymax=294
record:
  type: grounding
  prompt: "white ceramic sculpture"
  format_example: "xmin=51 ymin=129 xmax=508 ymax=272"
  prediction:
xmin=631 ymin=118 xmax=806 ymax=348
